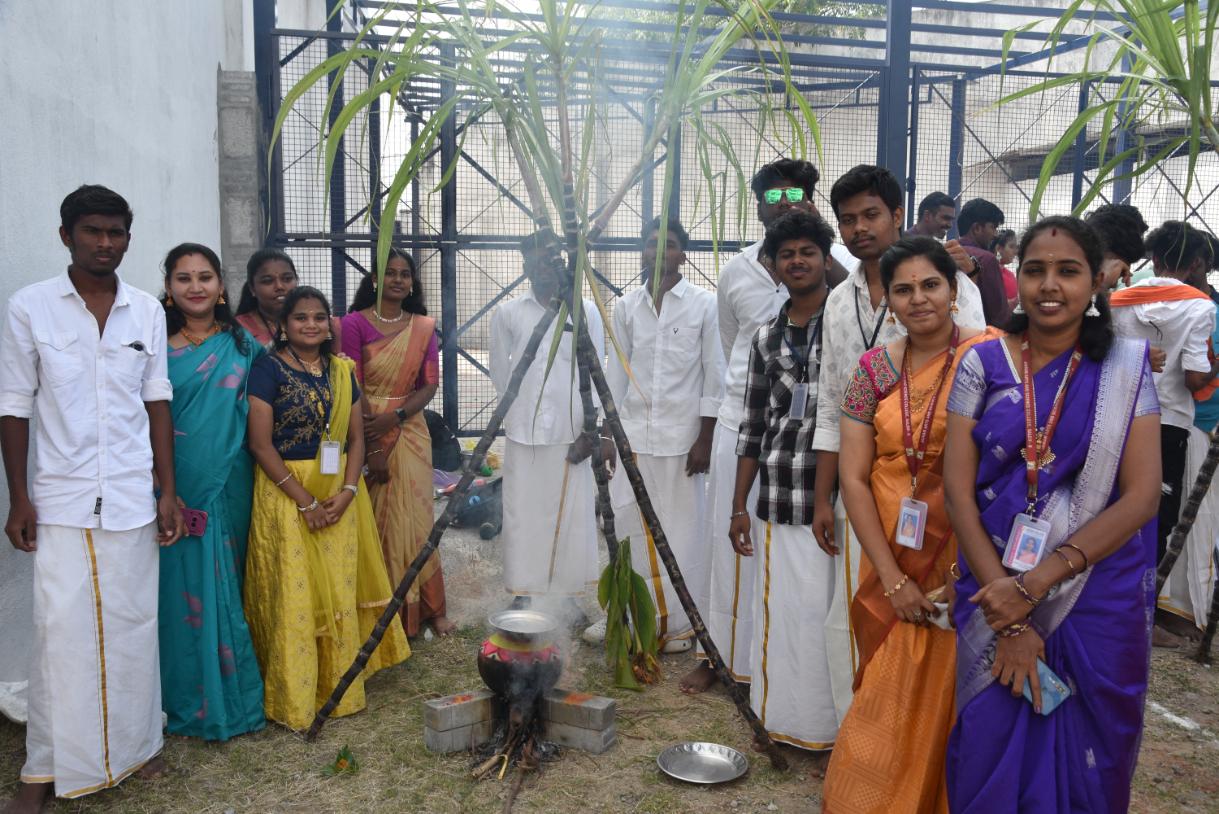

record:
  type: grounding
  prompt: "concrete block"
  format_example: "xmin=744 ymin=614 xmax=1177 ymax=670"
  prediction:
xmin=541 ymin=689 xmax=616 ymax=731
xmin=423 ymin=720 xmax=494 ymax=754
xmin=543 ymin=720 xmax=617 ymax=755
xmin=423 ymin=690 xmax=496 ymax=732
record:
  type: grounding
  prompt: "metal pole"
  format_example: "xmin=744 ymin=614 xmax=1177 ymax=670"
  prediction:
xmin=667 ymin=121 xmax=682 ymax=222
xmin=947 ymin=78 xmax=966 ymax=240
xmin=410 ymin=117 xmax=422 ymax=273
xmin=641 ymin=98 xmax=655 ymax=226
xmin=1112 ymin=57 xmax=1134 ymax=205
xmin=876 ymin=0 xmax=912 ymax=184
xmin=1071 ymin=81 xmax=1090 ymax=212
xmin=326 ymin=4 xmax=348 ymax=312
xmin=253 ymin=0 xmax=277 ymax=245
xmin=439 ymin=43 xmax=460 ymax=430
xmin=906 ymin=67 xmax=921 ymax=227
xmin=368 ymin=84 xmax=382 ymax=271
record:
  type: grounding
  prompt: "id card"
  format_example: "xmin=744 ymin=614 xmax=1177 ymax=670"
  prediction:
xmin=320 ymin=440 xmax=342 ymax=475
xmin=789 ymin=382 xmax=808 ymax=420
xmin=895 ymin=496 xmax=928 ymax=550
xmin=1003 ymin=513 xmax=1052 ymax=572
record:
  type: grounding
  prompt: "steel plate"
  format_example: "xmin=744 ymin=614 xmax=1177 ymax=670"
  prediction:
xmin=487 ymin=609 xmax=559 ymax=641
xmin=656 ymin=741 xmax=749 ymax=785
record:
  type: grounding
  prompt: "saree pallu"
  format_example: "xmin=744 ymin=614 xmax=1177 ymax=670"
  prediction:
xmin=362 ymin=315 xmax=445 ymax=636
xmin=244 ymin=356 xmax=410 ymax=731
xmin=946 ymin=337 xmax=1159 ymax=813
xmin=159 ymin=331 xmax=266 ymax=741
xmin=824 ymin=333 xmax=991 ymax=814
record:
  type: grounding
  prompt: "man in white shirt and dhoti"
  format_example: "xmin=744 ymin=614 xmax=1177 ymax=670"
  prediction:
xmin=683 ymin=157 xmax=858 ymax=693
xmin=489 ymin=231 xmax=607 ymax=611
xmin=607 ymin=217 xmax=722 ymax=653
xmin=1 ymin=185 xmax=184 ymax=812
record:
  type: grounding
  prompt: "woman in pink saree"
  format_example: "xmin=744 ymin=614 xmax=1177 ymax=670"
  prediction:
xmin=341 ymin=249 xmax=452 ymax=637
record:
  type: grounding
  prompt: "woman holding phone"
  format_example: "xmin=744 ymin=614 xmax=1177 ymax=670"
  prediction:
xmin=157 ymin=243 xmax=266 ymax=741
xmin=942 ymin=217 xmax=1161 ymax=813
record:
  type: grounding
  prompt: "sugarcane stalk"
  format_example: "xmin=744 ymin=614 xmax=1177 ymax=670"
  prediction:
xmin=578 ymin=358 xmax=619 ymax=561
xmin=304 ymin=297 xmax=562 ymax=741
xmin=1195 ymin=548 xmax=1219 ymax=665
xmin=1156 ymin=430 xmax=1219 ymax=595
xmin=570 ymin=319 xmax=789 ymax=772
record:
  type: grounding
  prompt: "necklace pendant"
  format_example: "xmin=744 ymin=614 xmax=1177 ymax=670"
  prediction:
xmin=1020 ymin=428 xmax=1056 ymax=470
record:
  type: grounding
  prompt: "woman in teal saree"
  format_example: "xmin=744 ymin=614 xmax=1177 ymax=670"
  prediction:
xmin=158 ymin=243 xmax=265 ymax=740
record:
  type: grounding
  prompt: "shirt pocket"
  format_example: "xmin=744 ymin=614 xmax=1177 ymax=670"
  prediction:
xmin=34 ymin=330 xmax=83 ymax=389
xmin=663 ymin=317 xmax=702 ymax=354
xmin=109 ymin=337 xmax=155 ymax=388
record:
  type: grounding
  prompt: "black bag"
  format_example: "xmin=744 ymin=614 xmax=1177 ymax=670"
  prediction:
xmin=425 ymin=409 xmax=463 ymax=472
xmin=452 ymin=476 xmax=502 ymax=538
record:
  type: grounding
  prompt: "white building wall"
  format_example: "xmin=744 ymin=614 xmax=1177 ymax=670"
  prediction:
xmin=0 ymin=0 xmax=253 ymax=691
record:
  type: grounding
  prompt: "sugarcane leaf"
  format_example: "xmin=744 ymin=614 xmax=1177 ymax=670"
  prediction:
xmin=597 ymin=561 xmax=614 ymax=610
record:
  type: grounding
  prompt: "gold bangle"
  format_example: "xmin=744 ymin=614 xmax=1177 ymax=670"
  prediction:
xmin=998 ymin=621 xmax=1031 ymax=638
xmin=1013 ymin=572 xmax=1042 ymax=607
xmin=1053 ymin=548 xmax=1078 ymax=577
xmin=884 ymin=574 xmax=910 ymax=598
xmin=1059 ymin=543 xmax=1090 ymax=571
xmin=274 ymin=473 xmax=293 ymax=487
xmin=949 ymin=562 xmax=962 ymax=580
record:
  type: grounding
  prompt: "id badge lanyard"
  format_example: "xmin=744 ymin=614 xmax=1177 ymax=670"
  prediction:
xmin=783 ymin=315 xmax=822 ymax=419
xmin=1019 ymin=335 xmax=1083 ymax=516
xmin=899 ymin=325 xmax=960 ymax=494
xmin=287 ymin=347 xmax=337 ymax=468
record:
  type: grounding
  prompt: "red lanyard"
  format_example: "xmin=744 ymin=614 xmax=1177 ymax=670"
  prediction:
xmin=900 ymin=325 xmax=959 ymax=493
xmin=1020 ymin=335 xmax=1082 ymax=514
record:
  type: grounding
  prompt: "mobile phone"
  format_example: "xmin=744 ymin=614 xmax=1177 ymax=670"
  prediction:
xmin=182 ymin=508 xmax=208 ymax=538
xmin=1022 ymin=658 xmax=1072 ymax=715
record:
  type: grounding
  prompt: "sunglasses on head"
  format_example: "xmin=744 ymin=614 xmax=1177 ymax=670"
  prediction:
xmin=764 ymin=187 xmax=805 ymax=205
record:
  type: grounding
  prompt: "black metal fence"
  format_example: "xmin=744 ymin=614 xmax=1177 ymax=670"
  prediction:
xmin=262 ymin=15 xmax=1219 ymax=435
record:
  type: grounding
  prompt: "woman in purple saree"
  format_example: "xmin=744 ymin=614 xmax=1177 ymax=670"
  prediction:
xmin=942 ymin=216 xmax=1162 ymax=813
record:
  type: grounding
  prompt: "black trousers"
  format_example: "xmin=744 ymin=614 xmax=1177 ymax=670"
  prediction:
xmin=1157 ymin=424 xmax=1192 ymax=565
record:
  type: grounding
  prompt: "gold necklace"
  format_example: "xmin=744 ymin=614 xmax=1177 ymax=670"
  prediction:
xmin=373 ymin=307 xmax=406 ymax=323
xmin=181 ymin=323 xmax=220 ymax=346
xmin=282 ymin=349 xmax=323 ymax=375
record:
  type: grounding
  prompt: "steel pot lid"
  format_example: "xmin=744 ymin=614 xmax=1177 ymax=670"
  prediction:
xmin=487 ymin=609 xmax=560 ymax=641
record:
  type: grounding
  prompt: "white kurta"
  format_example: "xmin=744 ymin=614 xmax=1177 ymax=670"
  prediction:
xmin=1158 ymin=426 xmax=1219 ymax=628
xmin=23 ymin=523 xmax=163 ymax=798
xmin=750 ymin=521 xmax=838 ymax=750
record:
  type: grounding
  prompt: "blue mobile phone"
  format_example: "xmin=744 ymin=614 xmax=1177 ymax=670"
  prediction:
xmin=1022 ymin=658 xmax=1071 ymax=715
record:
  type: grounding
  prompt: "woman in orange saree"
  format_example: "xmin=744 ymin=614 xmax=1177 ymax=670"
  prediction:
xmin=341 ymin=249 xmax=452 ymax=637
xmin=823 ymin=237 xmax=993 ymax=813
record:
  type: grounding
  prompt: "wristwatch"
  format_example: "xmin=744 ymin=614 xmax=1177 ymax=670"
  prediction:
xmin=395 ymin=407 xmax=408 ymax=423
xmin=967 ymin=255 xmax=981 ymax=278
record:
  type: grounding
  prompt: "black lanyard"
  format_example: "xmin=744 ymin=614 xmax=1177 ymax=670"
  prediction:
xmin=854 ymin=287 xmax=887 ymax=350
xmin=782 ymin=314 xmax=823 ymax=382
xmin=284 ymin=347 xmax=333 ymax=439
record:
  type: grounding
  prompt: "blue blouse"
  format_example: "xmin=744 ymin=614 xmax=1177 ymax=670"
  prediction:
xmin=247 ymin=354 xmax=360 ymax=460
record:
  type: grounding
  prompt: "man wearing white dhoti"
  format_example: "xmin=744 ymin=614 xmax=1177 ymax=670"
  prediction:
xmin=0 ymin=186 xmax=184 ymax=811
xmin=490 ymin=231 xmax=606 ymax=604
xmin=606 ymin=217 xmax=722 ymax=653
xmin=731 ymin=210 xmax=838 ymax=756
xmin=812 ymin=166 xmax=985 ymax=723
xmin=683 ymin=158 xmax=858 ymax=693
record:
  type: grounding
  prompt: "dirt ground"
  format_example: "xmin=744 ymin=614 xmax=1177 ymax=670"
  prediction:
xmin=3 ymin=507 xmax=1219 ymax=813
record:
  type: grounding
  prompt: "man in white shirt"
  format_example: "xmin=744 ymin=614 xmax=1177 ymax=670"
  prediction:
xmin=1110 ymin=221 xmax=1219 ymax=636
xmin=607 ymin=217 xmax=722 ymax=654
xmin=489 ymin=231 xmax=606 ymax=609
xmin=1 ymin=185 xmax=184 ymax=811
xmin=811 ymin=165 xmax=985 ymax=722
xmin=684 ymin=158 xmax=857 ymax=693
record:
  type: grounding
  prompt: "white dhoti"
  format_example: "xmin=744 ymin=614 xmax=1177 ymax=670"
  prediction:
xmin=696 ymin=422 xmax=758 ymax=680
xmin=824 ymin=495 xmax=860 ymax=723
xmin=23 ymin=523 xmax=162 ymax=799
xmin=1159 ymin=427 xmax=1219 ymax=628
xmin=502 ymin=439 xmax=598 ymax=596
xmin=610 ymin=453 xmax=705 ymax=645
xmin=749 ymin=521 xmax=838 ymax=750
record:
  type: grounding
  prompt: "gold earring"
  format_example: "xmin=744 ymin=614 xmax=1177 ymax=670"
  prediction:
xmin=218 ymin=292 xmax=227 ymax=305
xmin=166 ymin=295 xmax=174 ymax=307
xmin=886 ymin=312 xmax=896 ymax=325
xmin=950 ymin=299 xmax=959 ymax=314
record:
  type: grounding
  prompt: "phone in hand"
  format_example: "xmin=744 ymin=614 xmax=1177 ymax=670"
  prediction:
xmin=181 ymin=508 xmax=208 ymax=538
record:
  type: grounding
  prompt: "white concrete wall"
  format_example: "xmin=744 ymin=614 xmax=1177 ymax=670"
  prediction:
xmin=0 ymin=0 xmax=253 ymax=686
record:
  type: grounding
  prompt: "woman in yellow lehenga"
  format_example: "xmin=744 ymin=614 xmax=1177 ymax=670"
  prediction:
xmin=341 ymin=249 xmax=452 ymax=637
xmin=245 ymin=286 xmax=409 ymax=731
xmin=823 ymin=237 xmax=995 ymax=813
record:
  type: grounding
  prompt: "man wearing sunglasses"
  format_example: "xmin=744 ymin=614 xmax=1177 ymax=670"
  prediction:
xmin=682 ymin=158 xmax=855 ymax=694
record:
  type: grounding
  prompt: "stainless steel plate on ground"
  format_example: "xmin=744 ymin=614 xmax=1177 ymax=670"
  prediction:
xmin=656 ymin=741 xmax=749 ymax=784
xmin=487 ymin=609 xmax=559 ymax=643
